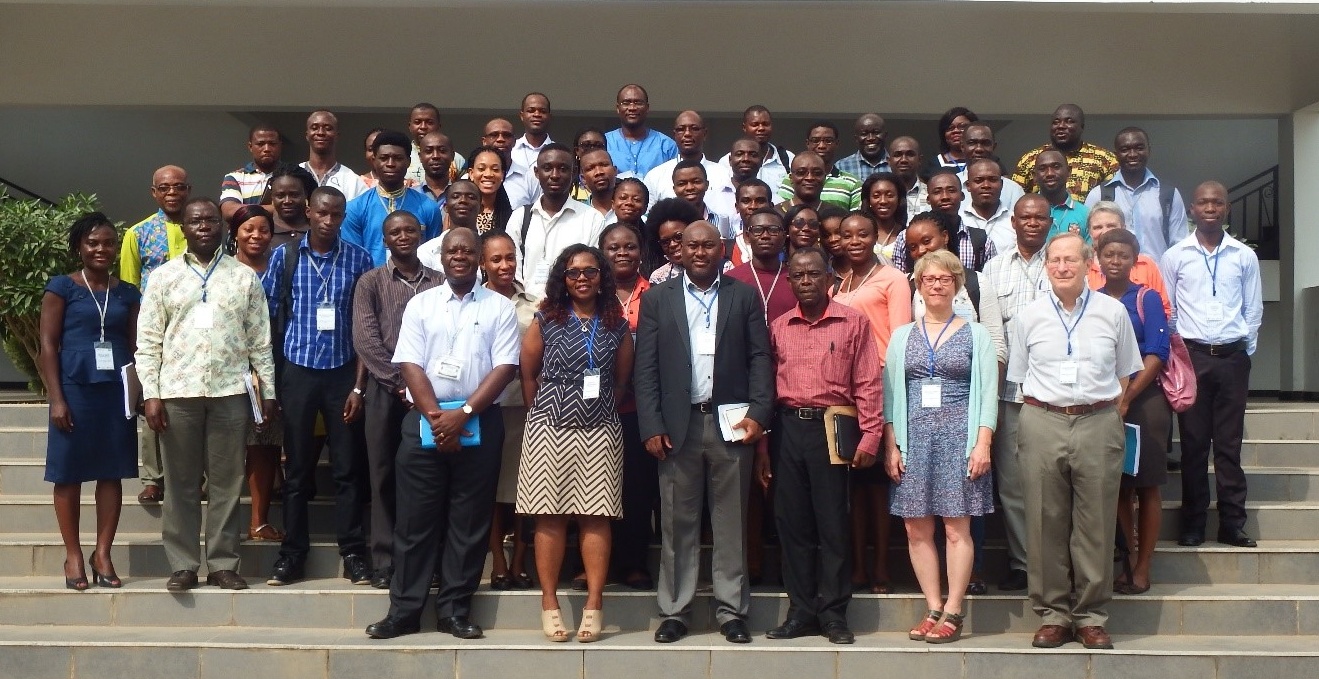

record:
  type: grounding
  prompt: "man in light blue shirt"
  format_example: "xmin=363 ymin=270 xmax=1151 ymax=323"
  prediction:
xmin=605 ymin=83 xmax=678 ymax=179
xmin=1159 ymin=180 xmax=1263 ymax=550
xmin=1085 ymin=127 xmax=1187 ymax=260
xmin=341 ymin=130 xmax=444 ymax=266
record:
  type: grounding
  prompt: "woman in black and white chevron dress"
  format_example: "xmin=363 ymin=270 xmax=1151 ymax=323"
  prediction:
xmin=517 ymin=244 xmax=634 ymax=643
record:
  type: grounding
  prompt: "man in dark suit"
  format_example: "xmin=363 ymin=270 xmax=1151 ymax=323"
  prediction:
xmin=634 ymin=220 xmax=775 ymax=644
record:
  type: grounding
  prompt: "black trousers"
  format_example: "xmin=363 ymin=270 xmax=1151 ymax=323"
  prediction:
xmin=772 ymin=414 xmax=851 ymax=626
xmin=365 ymin=374 xmax=411 ymax=571
xmin=611 ymin=411 xmax=658 ymax=576
xmin=278 ymin=362 xmax=368 ymax=561
xmin=389 ymin=407 xmax=503 ymax=623
xmin=1177 ymin=347 xmax=1251 ymax=534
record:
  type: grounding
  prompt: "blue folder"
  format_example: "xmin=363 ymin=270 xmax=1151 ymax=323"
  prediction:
xmin=419 ymin=400 xmax=481 ymax=448
xmin=1123 ymin=423 xmax=1141 ymax=476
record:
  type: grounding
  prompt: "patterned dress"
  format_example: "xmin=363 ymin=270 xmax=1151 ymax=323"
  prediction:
xmin=516 ymin=312 xmax=627 ymax=517
xmin=889 ymin=324 xmax=994 ymax=518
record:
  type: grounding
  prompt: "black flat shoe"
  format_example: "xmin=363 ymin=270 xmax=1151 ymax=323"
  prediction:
xmin=1217 ymin=529 xmax=1258 ymax=548
xmin=766 ymin=618 xmax=819 ymax=639
xmin=511 ymin=572 xmax=534 ymax=589
xmin=720 ymin=619 xmax=751 ymax=644
xmin=823 ymin=621 xmax=855 ymax=645
xmin=365 ymin=616 xmax=420 ymax=639
xmin=1178 ymin=533 xmax=1205 ymax=547
xmin=489 ymin=573 xmax=511 ymax=590
xmin=570 ymin=576 xmax=588 ymax=591
xmin=654 ymin=619 xmax=688 ymax=643
xmin=437 ymin=616 xmax=483 ymax=639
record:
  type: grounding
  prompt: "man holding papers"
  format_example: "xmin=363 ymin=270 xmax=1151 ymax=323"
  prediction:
xmin=757 ymin=247 xmax=883 ymax=645
xmin=364 ymin=227 xmax=518 ymax=640
xmin=634 ymin=220 xmax=774 ymax=644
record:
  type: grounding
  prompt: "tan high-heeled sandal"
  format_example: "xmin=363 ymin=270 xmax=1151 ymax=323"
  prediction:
xmin=542 ymin=609 xmax=570 ymax=642
xmin=577 ymin=609 xmax=603 ymax=643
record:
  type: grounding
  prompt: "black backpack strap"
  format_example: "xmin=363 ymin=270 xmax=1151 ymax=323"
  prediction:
xmin=968 ymin=227 xmax=989 ymax=271
xmin=776 ymin=144 xmax=791 ymax=171
xmin=1100 ymin=183 xmax=1115 ymax=203
xmin=1160 ymin=183 xmax=1178 ymax=243
xmin=519 ymin=206 xmax=535 ymax=252
xmin=966 ymin=270 xmax=981 ymax=316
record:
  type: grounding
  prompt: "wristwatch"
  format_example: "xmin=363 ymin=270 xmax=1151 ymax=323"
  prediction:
xmin=352 ymin=387 xmax=364 ymax=396
xmin=461 ymin=403 xmax=474 ymax=415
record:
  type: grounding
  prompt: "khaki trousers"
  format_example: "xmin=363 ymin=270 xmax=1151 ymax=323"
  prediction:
xmin=1020 ymin=402 xmax=1124 ymax=628
xmin=159 ymin=395 xmax=248 ymax=573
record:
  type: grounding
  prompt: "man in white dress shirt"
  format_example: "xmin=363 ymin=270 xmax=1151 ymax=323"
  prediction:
xmin=511 ymin=92 xmax=553 ymax=172
xmin=644 ymin=110 xmax=734 ymax=211
xmin=301 ymin=110 xmax=366 ymax=201
xmin=511 ymin=143 xmax=606 ymax=297
xmin=718 ymin=105 xmax=794 ymax=189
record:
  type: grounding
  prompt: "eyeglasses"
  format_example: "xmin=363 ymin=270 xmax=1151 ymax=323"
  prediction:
xmin=576 ymin=141 xmax=605 ymax=153
xmin=659 ymin=232 xmax=684 ymax=246
xmin=152 ymin=183 xmax=190 ymax=194
xmin=184 ymin=217 xmax=222 ymax=227
xmin=790 ymin=219 xmax=821 ymax=230
xmin=747 ymin=225 xmax=785 ymax=236
xmin=806 ymin=136 xmax=837 ymax=145
xmin=920 ymin=275 xmax=956 ymax=287
xmin=565 ymin=267 xmax=601 ymax=280
xmin=618 ymin=99 xmax=648 ymax=108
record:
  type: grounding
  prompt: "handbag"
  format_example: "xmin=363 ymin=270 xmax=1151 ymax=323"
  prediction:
xmin=1135 ymin=287 xmax=1197 ymax=413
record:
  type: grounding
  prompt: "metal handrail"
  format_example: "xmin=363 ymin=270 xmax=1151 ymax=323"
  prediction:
xmin=0 ymin=176 xmax=55 ymax=206
xmin=1227 ymin=166 xmax=1279 ymax=260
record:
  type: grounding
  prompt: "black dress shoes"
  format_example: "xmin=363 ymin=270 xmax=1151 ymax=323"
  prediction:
xmin=766 ymin=618 xmax=819 ymax=639
xmin=370 ymin=567 xmax=393 ymax=590
xmin=437 ymin=616 xmax=483 ymax=639
xmin=365 ymin=616 xmax=420 ymax=639
xmin=267 ymin=556 xmax=304 ymax=586
xmin=998 ymin=568 xmax=1029 ymax=591
xmin=822 ymin=621 xmax=855 ymax=645
xmin=166 ymin=570 xmax=198 ymax=591
xmin=654 ymin=619 xmax=688 ymax=643
xmin=343 ymin=554 xmax=372 ymax=585
xmin=721 ymin=619 xmax=752 ymax=644
xmin=1177 ymin=533 xmax=1205 ymax=547
xmin=1217 ymin=528 xmax=1258 ymax=548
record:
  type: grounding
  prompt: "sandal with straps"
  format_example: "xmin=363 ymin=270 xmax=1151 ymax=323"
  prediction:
xmin=909 ymin=609 xmax=943 ymax=641
xmin=925 ymin=612 xmax=965 ymax=644
xmin=577 ymin=609 xmax=603 ymax=643
xmin=542 ymin=609 xmax=570 ymax=642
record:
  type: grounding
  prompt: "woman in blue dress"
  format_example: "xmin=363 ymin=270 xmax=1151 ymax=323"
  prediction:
xmin=38 ymin=212 xmax=141 ymax=589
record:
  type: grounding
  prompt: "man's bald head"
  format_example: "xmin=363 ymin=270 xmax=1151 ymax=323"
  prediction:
xmin=683 ymin=220 xmax=720 ymax=243
xmin=153 ymin=165 xmax=187 ymax=184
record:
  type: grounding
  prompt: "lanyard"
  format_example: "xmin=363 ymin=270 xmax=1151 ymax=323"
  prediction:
xmin=751 ymin=262 xmax=783 ymax=325
xmin=187 ymin=252 xmax=223 ymax=302
xmin=686 ymin=282 xmax=718 ymax=329
xmin=920 ymin=316 xmax=954 ymax=379
xmin=443 ymin=291 xmax=479 ymax=352
xmin=80 ymin=272 xmax=109 ymax=342
xmin=583 ymin=315 xmax=601 ymax=371
xmin=616 ymin=280 xmax=640 ymax=317
xmin=307 ymin=246 xmax=342 ymax=303
xmin=1201 ymin=245 xmax=1221 ymax=297
xmin=1050 ymin=290 xmax=1091 ymax=356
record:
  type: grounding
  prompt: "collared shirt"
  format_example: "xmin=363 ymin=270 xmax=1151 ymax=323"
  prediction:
xmin=960 ymin=200 xmax=1016 ymax=256
xmin=982 ymin=247 xmax=1049 ymax=403
xmin=352 ymin=260 xmax=444 ymax=392
xmin=1046 ymin=195 xmax=1091 ymax=243
xmin=770 ymin=300 xmax=885 ymax=456
xmin=406 ymin=146 xmax=466 ymax=189
xmin=891 ymin=224 xmax=998 ymax=274
xmin=835 ymin=150 xmax=891 ymax=182
xmin=903 ymin=178 xmax=929 ymax=226
xmin=503 ymin=165 xmax=542 ymax=210
xmin=360 ymin=172 xmax=418 ymax=191
xmin=511 ymin=198 xmax=607 ymax=298
xmin=1086 ymin=254 xmax=1173 ymax=320
xmin=718 ymin=142 xmax=794 ymax=190
xmin=135 ymin=252 xmax=275 ymax=401
xmin=830 ymin=262 xmax=912 ymax=362
xmin=1084 ymin=170 xmax=1188 ymax=259
xmin=511 ymin=134 xmax=553 ymax=174
xmin=650 ymin=260 xmax=732 ymax=285
xmin=957 ymin=172 xmax=1026 ymax=250
xmin=683 ymin=273 xmax=720 ymax=403
xmin=726 ymin=261 xmax=795 ymax=324
xmin=605 ymin=127 xmax=679 ymax=179
xmin=299 ymin=161 xmax=367 ymax=202
xmin=1008 ymin=288 xmax=1143 ymax=407
xmin=775 ymin=167 xmax=863 ymax=210
xmin=414 ymin=182 xmax=449 ymax=206
xmin=1159 ymin=232 xmax=1264 ymax=354
xmin=341 ymin=187 xmax=444 ymax=266
xmin=119 ymin=210 xmax=187 ymax=290
xmin=1108 ymin=284 xmax=1171 ymax=363
xmin=264 ymin=238 xmax=374 ymax=370
xmin=643 ymin=154 xmax=735 ymax=210
xmin=220 ymin=162 xmax=272 ymax=206
xmin=1012 ymin=142 xmax=1119 ymax=196
xmin=392 ymin=283 xmax=520 ymax=403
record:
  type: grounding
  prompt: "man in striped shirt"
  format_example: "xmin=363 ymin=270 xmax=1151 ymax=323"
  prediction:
xmin=220 ymin=123 xmax=284 ymax=220
xmin=776 ymin=122 xmax=862 ymax=210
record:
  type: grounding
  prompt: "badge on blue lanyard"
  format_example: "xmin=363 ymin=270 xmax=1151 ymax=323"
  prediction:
xmin=582 ymin=316 xmax=601 ymax=400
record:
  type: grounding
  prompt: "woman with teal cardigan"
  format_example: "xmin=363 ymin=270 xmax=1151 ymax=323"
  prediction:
xmin=882 ymin=249 xmax=997 ymax=644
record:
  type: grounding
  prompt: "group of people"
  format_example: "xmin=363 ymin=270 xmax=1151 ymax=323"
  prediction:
xmin=39 ymin=87 xmax=1264 ymax=651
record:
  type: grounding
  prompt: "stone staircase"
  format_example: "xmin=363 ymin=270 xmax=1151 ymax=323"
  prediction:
xmin=1 ymin=402 xmax=1317 ymax=678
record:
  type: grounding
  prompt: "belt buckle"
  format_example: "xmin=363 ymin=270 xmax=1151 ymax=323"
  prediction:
xmin=698 ymin=402 xmax=712 ymax=414
xmin=1064 ymin=404 xmax=1082 ymax=416
xmin=796 ymin=408 xmax=812 ymax=420
xmin=1208 ymin=343 xmax=1221 ymax=357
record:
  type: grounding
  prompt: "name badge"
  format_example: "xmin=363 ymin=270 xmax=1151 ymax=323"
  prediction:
xmin=1059 ymin=360 xmax=1079 ymax=385
xmin=533 ymin=262 xmax=551 ymax=286
xmin=920 ymin=378 xmax=942 ymax=408
xmin=193 ymin=303 xmax=214 ymax=329
xmin=435 ymin=356 xmax=463 ymax=380
xmin=1207 ymin=301 xmax=1225 ymax=322
xmin=696 ymin=331 xmax=716 ymax=355
xmin=93 ymin=341 xmax=114 ymax=371
xmin=316 ymin=304 xmax=336 ymax=331
xmin=582 ymin=369 xmax=601 ymax=400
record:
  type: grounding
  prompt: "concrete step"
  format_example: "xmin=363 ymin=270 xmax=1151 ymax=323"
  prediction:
xmin=0 ymin=496 xmax=342 ymax=535
xmin=0 ymin=578 xmax=1317 ymax=638
xmin=1 ymin=626 xmax=1317 ymax=679
xmin=0 ymin=458 xmax=336 ymax=497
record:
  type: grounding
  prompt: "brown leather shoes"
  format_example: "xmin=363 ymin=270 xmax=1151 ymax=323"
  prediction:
xmin=1076 ymin=625 xmax=1114 ymax=649
xmin=1031 ymin=624 xmax=1074 ymax=648
xmin=206 ymin=570 xmax=249 ymax=590
xmin=137 ymin=486 xmax=163 ymax=504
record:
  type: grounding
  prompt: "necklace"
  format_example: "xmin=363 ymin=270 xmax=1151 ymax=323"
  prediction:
xmin=840 ymin=258 xmax=879 ymax=299
xmin=616 ymin=279 xmax=639 ymax=313
xmin=376 ymin=185 xmax=408 ymax=212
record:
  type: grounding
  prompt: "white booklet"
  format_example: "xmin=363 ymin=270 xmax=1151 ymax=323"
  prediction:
xmin=717 ymin=403 xmax=750 ymax=442
xmin=244 ymin=371 xmax=265 ymax=424
xmin=120 ymin=364 xmax=141 ymax=420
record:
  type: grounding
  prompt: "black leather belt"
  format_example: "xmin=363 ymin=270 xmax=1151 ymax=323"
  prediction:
xmin=692 ymin=401 xmax=714 ymax=414
xmin=777 ymin=406 xmax=827 ymax=420
xmin=1184 ymin=339 xmax=1247 ymax=356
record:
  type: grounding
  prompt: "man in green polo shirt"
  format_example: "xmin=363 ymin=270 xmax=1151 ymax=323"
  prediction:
xmin=776 ymin=122 xmax=861 ymax=210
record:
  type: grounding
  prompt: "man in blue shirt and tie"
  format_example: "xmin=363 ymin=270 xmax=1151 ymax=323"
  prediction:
xmin=342 ymin=130 xmax=444 ymax=266
xmin=605 ymin=84 xmax=678 ymax=179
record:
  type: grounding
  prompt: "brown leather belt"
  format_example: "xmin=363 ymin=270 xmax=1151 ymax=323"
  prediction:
xmin=1023 ymin=396 xmax=1116 ymax=416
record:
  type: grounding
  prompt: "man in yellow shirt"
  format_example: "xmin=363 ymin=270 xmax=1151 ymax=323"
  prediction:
xmin=119 ymin=165 xmax=190 ymax=503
